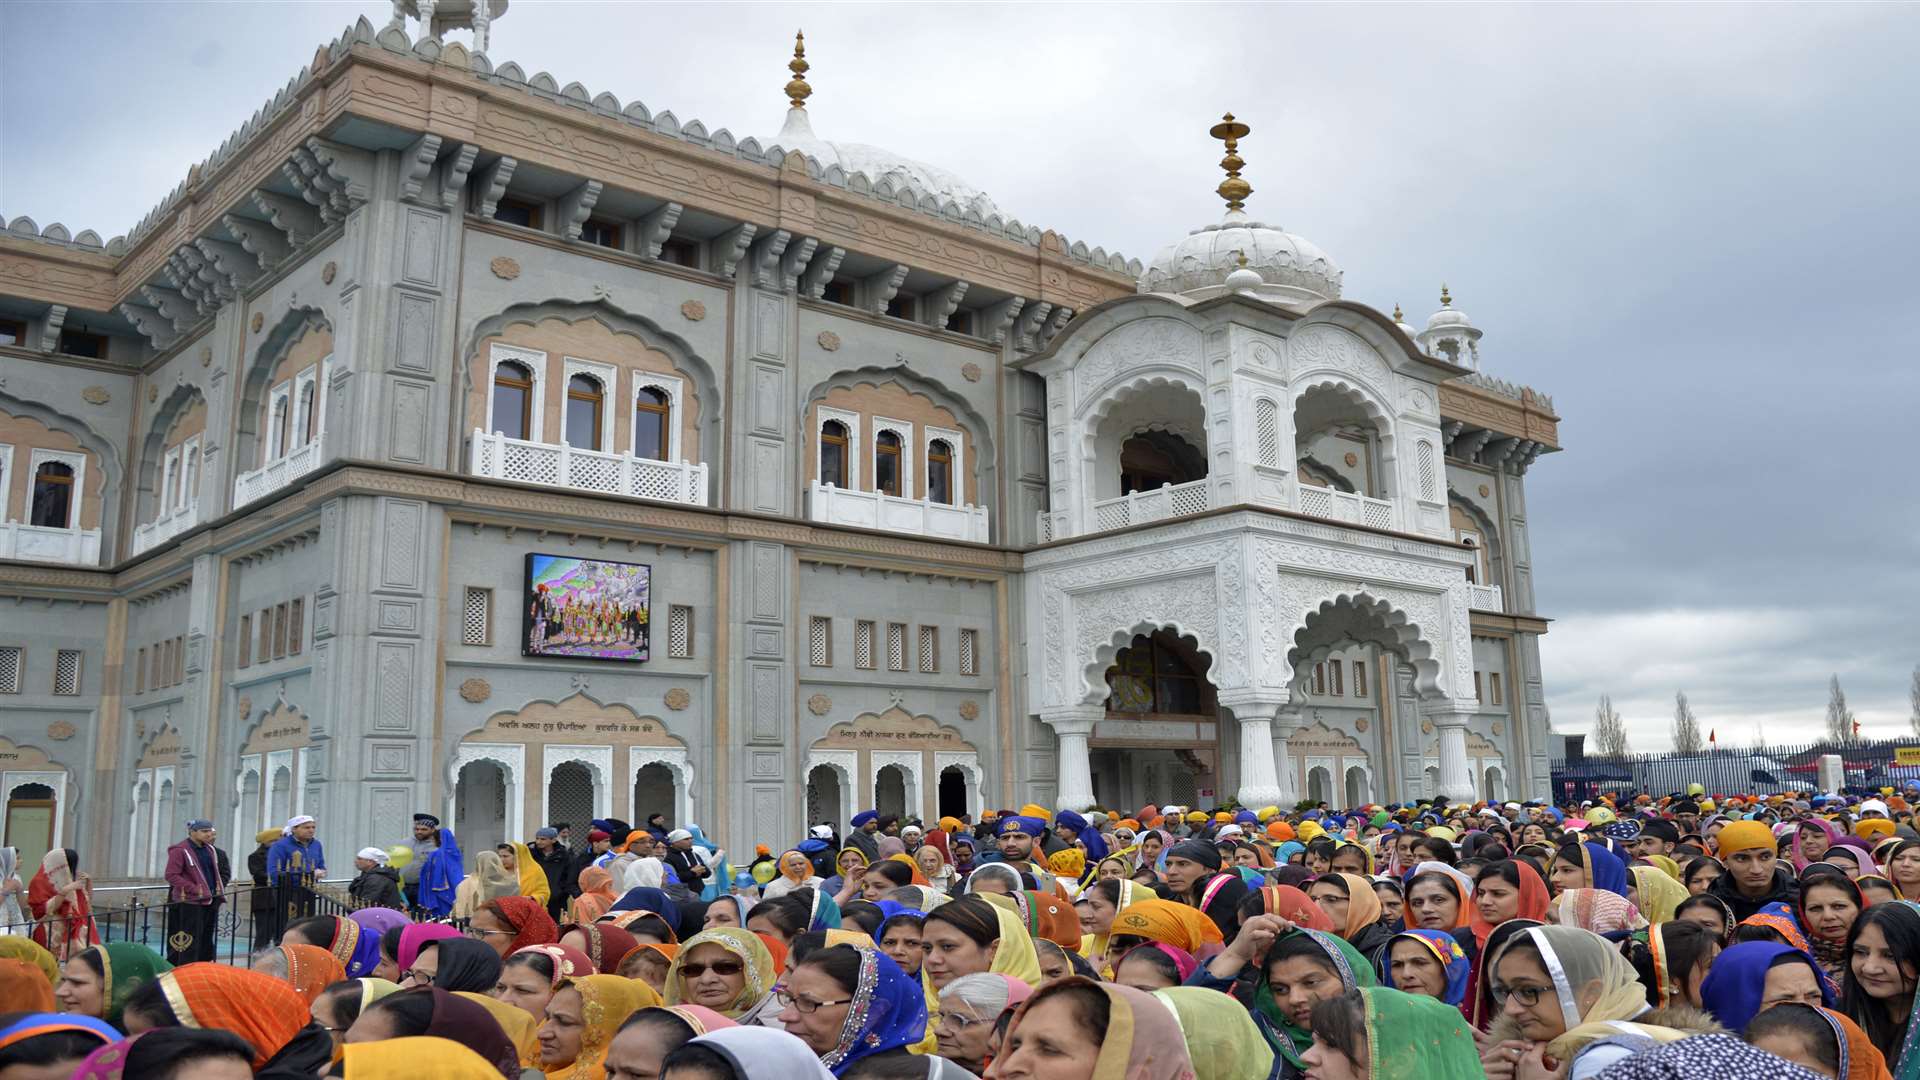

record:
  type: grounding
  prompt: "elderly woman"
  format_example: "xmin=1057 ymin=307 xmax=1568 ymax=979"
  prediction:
xmin=933 ymin=973 xmax=1029 ymax=1074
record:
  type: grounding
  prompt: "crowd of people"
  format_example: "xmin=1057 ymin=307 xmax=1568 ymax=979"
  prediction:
xmin=0 ymin=784 xmax=1916 ymax=1079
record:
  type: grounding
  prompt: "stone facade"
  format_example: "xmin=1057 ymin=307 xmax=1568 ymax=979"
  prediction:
xmin=0 ymin=14 xmax=1562 ymax=874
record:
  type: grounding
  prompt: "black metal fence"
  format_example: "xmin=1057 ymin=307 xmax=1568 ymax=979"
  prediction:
xmin=0 ymin=879 xmax=366 ymax=967
xmin=1549 ymin=738 xmax=1920 ymax=805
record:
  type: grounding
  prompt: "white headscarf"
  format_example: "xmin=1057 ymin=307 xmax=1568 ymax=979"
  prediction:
xmin=687 ymin=1027 xmax=835 ymax=1078
xmin=282 ymin=815 xmax=316 ymax=836
xmin=622 ymin=856 xmax=665 ymax=892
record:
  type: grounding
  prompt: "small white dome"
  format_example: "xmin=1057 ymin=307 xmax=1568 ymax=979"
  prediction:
xmin=1425 ymin=286 xmax=1474 ymax=331
xmin=1140 ymin=209 xmax=1342 ymax=302
xmin=1392 ymin=304 xmax=1419 ymax=340
xmin=770 ymin=108 xmax=1001 ymax=219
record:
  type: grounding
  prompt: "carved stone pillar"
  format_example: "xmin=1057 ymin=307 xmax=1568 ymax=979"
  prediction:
xmin=1274 ymin=709 xmax=1302 ymax=807
xmin=1040 ymin=708 xmax=1099 ymax=812
xmin=1434 ymin=710 xmax=1474 ymax=800
xmin=1221 ymin=693 xmax=1284 ymax=808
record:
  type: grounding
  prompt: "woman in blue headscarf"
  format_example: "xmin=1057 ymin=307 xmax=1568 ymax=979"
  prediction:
xmin=415 ymin=827 xmax=463 ymax=918
xmin=1381 ymin=928 xmax=1472 ymax=1010
xmin=776 ymin=942 xmax=926 ymax=1076
xmin=1699 ymin=940 xmax=1833 ymax=1034
xmin=1548 ymin=840 xmax=1629 ymax=899
xmin=611 ymin=886 xmax=681 ymax=930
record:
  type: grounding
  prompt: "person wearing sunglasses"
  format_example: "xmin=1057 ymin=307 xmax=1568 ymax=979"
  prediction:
xmin=665 ymin=928 xmax=783 ymax=1027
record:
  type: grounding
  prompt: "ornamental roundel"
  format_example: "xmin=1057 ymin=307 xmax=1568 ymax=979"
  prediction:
xmin=806 ymin=693 xmax=832 ymax=716
xmin=816 ymin=330 xmax=841 ymax=352
xmin=957 ymin=700 xmax=980 ymax=721
xmin=200 ymin=345 xmax=213 ymax=367
xmin=251 ymin=312 xmax=264 ymax=333
xmin=664 ymin=687 xmax=692 ymax=711
xmin=1478 ymin=484 xmax=1491 ymax=498
xmin=961 ymin=362 xmax=983 ymax=383
xmin=680 ymin=300 xmax=707 ymax=322
xmin=236 ymin=695 xmax=253 ymax=720
xmin=1492 ymin=720 xmax=1505 ymax=736
xmin=490 ymin=256 xmax=521 ymax=280
xmin=46 ymin=721 xmax=75 ymax=741
xmin=321 ymin=261 xmax=338 ymax=284
xmin=1353 ymin=716 xmax=1369 ymax=732
xmin=80 ymin=386 xmax=110 ymax=405
xmin=1420 ymin=719 xmax=1435 ymax=735
xmin=458 ymin=678 xmax=492 ymax=704
xmin=1343 ymin=452 xmax=1359 ymax=467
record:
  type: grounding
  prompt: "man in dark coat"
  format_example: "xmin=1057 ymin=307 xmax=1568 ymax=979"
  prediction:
xmin=530 ymin=827 xmax=573 ymax=920
xmin=348 ymin=847 xmax=407 ymax=910
xmin=163 ymin=819 xmax=229 ymax=965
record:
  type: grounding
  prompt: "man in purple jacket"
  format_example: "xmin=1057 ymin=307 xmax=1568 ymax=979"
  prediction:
xmin=163 ymin=819 xmax=230 ymax=965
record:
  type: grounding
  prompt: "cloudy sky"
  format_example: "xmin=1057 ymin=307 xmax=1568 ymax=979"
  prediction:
xmin=4 ymin=3 xmax=1916 ymax=751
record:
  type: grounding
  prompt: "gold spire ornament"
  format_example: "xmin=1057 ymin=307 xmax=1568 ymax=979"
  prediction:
xmin=785 ymin=30 xmax=812 ymax=109
xmin=1439 ymin=284 xmax=1452 ymax=307
xmin=1393 ymin=302 xmax=1405 ymax=322
xmin=1209 ymin=112 xmax=1253 ymax=212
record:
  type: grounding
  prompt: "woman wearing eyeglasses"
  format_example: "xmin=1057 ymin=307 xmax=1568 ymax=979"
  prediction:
xmin=665 ymin=927 xmax=784 ymax=1028
xmin=1480 ymin=925 xmax=1717 ymax=1080
xmin=773 ymin=943 xmax=926 ymax=1076
xmin=933 ymin=972 xmax=1030 ymax=1075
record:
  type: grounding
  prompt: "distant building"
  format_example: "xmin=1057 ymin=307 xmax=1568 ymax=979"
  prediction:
xmin=0 ymin=4 xmax=1562 ymax=872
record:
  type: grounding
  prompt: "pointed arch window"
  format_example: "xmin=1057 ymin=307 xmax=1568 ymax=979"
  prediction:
xmin=491 ymin=361 xmax=534 ymax=440
xmin=634 ymin=386 xmax=670 ymax=461
xmin=927 ymin=439 xmax=953 ymax=505
xmin=564 ymin=374 xmax=604 ymax=450
xmin=270 ymin=397 xmax=290 ymax=460
xmin=30 ymin=461 xmax=75 ymax=528
xmin=297 ymin=381 xmax=319 ymax=445
xmin=820 ymin=420 xmax=849 ymax=487
xmin=875 ymin=430 xmax=902 ymax=497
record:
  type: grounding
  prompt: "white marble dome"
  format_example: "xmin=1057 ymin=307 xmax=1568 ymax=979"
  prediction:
xmin=770 ymin=108 xmax=1001 ymax=219
xmin=1140 ymin=209 xmax=1343 ymax=303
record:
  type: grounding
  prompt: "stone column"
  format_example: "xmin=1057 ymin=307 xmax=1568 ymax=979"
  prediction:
xmin=1040 ymin=707 xmax=1099 ymax=812
xmin=1274 ymin=708 xmax=1302 ymax=807
xmin=1434 ymin=710 xmax=1474 ymax=800
xmin=1220 ymin=693 xmax=1284 ymax=808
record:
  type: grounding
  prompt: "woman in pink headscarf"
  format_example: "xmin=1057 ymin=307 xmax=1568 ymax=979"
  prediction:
xmin=1791 ymin=818 xmax=1846 ymax=871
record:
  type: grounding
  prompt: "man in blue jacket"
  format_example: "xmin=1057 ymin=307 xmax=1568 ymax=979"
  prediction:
xmin=265 ymin=816 xmax=326 ymax=935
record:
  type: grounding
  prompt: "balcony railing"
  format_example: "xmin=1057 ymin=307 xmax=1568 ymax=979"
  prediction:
xmin=470 ymin=429 xmax=709 ymax=507
xmin=1090 ymin=478 xmax=1211 ymax=532
xmin=1467 ymin=582 xmax=1504 ymax=612
xmin=1297 ymin=482 xmax=1396 ymax=531
xmin=234 ymin=439 xmax=324 ymax=509
xmin=0 ymin=522 xmax=102 ymax=565
xmin=130 ymin=503 xmax=200 ymax=556
xmin=807 ymin=483 xmax=989 ymax=543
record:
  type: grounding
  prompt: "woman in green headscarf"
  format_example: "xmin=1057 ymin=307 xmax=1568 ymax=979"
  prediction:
xmin=1152 ymin=985 xmax=1278 ymax=1080
xmin=52 ymin=942 xmax=171 ymax=1030
xmin=1190 ymin=913 xmax=1375 ymax=1075
xmin=1301 ymin=986 xmax=1484 ymax=1080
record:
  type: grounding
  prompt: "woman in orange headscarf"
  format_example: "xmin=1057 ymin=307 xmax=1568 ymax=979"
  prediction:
xmin=1106 ymin=897 xmax=1223 ymax=962
xmin=0 ymin=957 xmax=53 ymax=1011
xmin=271 ymin=942 xmax=347 ymax=1004
xmin=569 ymin=867 xmax=619 ymax=925
xmin=122 ymin=962 xmax=330 ymax=1073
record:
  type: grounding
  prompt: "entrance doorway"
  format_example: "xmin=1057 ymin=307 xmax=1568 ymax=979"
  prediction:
xmin=938 ymin=767 xmax=968 ymax=820
xmin=3 ymin=784 xmax=54 ymax=879
xmin=455 ymin=761 xmax=507 ymax=857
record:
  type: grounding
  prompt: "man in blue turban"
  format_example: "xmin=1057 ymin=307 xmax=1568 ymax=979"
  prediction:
xmin=847 ymin=810 xmax=881 ymax=862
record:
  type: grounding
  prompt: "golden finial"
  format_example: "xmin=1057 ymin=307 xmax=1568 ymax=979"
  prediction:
xmin=1439 ymin=284 xmax=1452 ymax=307
xmin=1392 ymin=302 xmax=1405 ymax=322
xmin=785 ymin=30 xmax=812 ymax=109
xmin=1234 ymin=249 xmax=1249 ymax=268
xmin=1208 ymin=112 xmax=1252 ymax=212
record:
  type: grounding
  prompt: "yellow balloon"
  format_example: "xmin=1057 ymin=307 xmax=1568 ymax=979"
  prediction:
xmin=752 ymin=860 xmax=777 ymax=885
xmin=386 ymin=845 xmax=414 ymax=869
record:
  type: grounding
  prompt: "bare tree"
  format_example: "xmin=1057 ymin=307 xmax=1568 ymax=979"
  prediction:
xmin=1593 ymin=694 xmax=1631 ymax=758
xmin=1910 ymin=665 xmax=1920 ymax=738
xmin=1672 ymin=691 xmax=1703 ymax=755
xmin=1825 ymin=674 xmax=1857 ymax=745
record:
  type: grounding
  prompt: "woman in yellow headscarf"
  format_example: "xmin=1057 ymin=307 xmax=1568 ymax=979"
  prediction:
xmin=537 ymin=973 xmax=658 ymax=1080
xmin=514 ymin=842 xmax=551 ymax=907
xmin=1077 ymin=877 xmax=1146 ymax=969
xmin=1048 ymin=847 xmax=1087 ymax=885
xmin=340 ymin=1036 xmax=505 ymax=1079
xmin=1628 ymin=865 xmax=1689 ymax=924
xmin=976 ymin=895 xmax=1044 ymax=984
xmin=456 ymin=989 xmax=542 ymax=1067
xmin=663 ymin=927 xmax=781 ymax=1025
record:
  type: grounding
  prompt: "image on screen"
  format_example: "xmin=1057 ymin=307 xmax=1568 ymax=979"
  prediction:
xmin=523 ymin=553 xmax=651 ymax=662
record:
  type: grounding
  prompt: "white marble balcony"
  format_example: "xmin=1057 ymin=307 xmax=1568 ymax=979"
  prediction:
xmin=1467 ymin=582 xmax=1504 ymax=612
xmin=234 ymin=439 xmax=324 ymax=509
xmin=130 ymin=504 xmax=200 ymax=556
xmin=808 ymin=482 xmax=989 ymax=543
xmin=0 ymin=522 xmax=102 ymax=565
xmin=1090 ymin=478 xmax=1211 ymax=532
xmin=1297 ymin=481 xmax=1396 ymax=532
xmin=470 ymin=429 xmax=709 ymax=507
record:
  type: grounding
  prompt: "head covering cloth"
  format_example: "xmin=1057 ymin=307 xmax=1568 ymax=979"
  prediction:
xmin=1001 ymin=978 xmax=1194 ymax=1080
xmin=150 ymin=962 xmax=310 ymax=1071
xmin=664 ymin=927 xmax=778 ymax=1020
xmin=277 ymin=942 xmax=347 ymax=1003
xmin=1382 ymin=929 xmax=1473 ymax=1007
xmin=544 ymin=974 xmax=658 ymax=1080
xmin=83 ymin=943 xmax=172 ymax=1029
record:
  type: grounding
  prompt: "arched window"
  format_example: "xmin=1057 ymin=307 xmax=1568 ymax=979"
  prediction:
xmin=298 ymin=382 xmax=319 ymax=445
xmin=491 ymin=361 xmax=534 ymax=440
xmin=875 ymin=430 xmax=902 ymax=497
xmin=927 ymin=439 xmax=953 ymax=504
xmin=1104 ymin=630 xmax=1210 ymax=715
xmin=634 ymin=387 xmax=670 ymax=461
xmin=820 ymin=420 xmax=849 ymax=487
xmin=565 ymin=374 xmax=604 ymax=450
xmin=29 ymin=462 xmax=74 ymax=528
xmin=270 ymin=398 xmax=290 ymax=459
